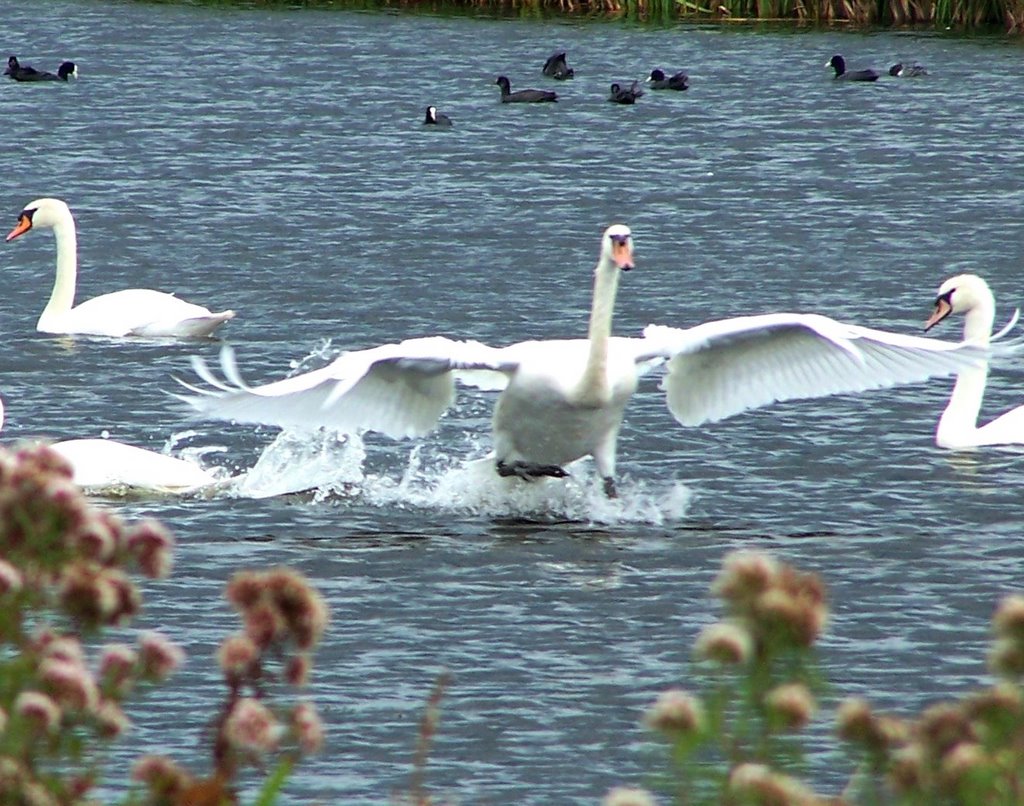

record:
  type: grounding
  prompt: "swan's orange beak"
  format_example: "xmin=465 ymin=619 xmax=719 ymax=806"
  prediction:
xmin=5 ymin=214 xmax=32 ymax=243
xmin=612 ymin=239 xmax=634 ymax=271
xmin=925 ymin=298 xmax=952 ymax=332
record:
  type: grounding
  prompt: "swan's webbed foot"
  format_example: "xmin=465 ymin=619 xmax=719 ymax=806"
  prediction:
xmin=496 ymin=460 xmax=569 ymax=481
xmin=603 ymin=477 xmax=618 ymax=499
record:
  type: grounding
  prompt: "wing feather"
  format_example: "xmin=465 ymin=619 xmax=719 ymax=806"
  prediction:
xmin=638 ymin=313 xmax=993 ymax=427
xmin=180 ymin=337 xmax=515 ymax=439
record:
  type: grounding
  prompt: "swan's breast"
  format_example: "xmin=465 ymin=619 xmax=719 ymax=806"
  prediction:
xmin=491 ymin=341 xmax=638 ymax=465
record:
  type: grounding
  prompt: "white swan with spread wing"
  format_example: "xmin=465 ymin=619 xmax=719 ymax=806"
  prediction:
xmin=924 ymin=273 xmax=1024 ymax=448
xmin=0 ymin=395 xmax=218 ymax=493
xmin=6 ymin=198 xmax=235 ymax=338
xmin=180 ymin=225 xmax=1001 ymax=497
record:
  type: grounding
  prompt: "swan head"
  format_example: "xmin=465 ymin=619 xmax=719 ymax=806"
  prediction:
xmin=925 ymin=274 xmax=993 ymax=332
xmin=5 ymin=198 xmax=71 ymax=242
xmin=601 ymin=224 xmax=634 ymax=272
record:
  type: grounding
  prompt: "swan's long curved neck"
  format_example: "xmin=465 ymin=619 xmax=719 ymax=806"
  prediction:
xmin=580 ymin=257 xmax=620 ymax=401
xmin=39 ymin=216 xmax=78 ymax=327
xmin=937 ymin=304 xmax=995 ymax=445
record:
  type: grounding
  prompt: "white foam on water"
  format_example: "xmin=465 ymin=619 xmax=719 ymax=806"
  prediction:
xmin=229 ymin=429 xmax=366 ymax=500
xmin=362 ymin=447 xmax=691 ymax=525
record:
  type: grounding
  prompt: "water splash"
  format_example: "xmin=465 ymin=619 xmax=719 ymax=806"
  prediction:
xmin=205 ymin=422 xmax=690 ymax=522
xmin=229 ymin=428 xmax=366 ymax=500
xmin=364 ymin=448 xmax=692 ymax=524
xmin=164 ymin=429 xmax=234 ymax=482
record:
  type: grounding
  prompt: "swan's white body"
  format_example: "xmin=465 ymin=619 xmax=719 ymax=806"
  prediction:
xmin=0 ymin=396 xmax=218 ymax=493
xmin=50 ymin=439 xmax=218 ymax=492
xmin=925 ymin=273 xmax=1024 ymax=449
xmin=6 ymin=198 xmax=235 ymax=338
xmin=181 ymin=226 xmax=999 ymax=495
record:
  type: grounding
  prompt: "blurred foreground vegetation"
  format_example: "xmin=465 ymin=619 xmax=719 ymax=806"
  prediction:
xmin=4 ymin=440 xmax=1024 ymax=804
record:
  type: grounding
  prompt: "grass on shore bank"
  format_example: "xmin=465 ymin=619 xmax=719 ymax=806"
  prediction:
xmin=157 ymin=0 xmax=1024 ymax=33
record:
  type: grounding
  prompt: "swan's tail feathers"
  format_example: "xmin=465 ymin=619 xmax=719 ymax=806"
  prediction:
xmin=132 ymin=310 xmax=236 ymax=339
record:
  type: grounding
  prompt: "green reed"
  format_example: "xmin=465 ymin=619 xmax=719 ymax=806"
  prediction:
xmin=136 ymin=0 xmax=1024 ymax=30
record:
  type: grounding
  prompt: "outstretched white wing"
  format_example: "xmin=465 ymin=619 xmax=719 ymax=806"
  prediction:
xmin=638 ymin=312 xmax=998 ymax=427
xmin=179 ymin=336 xmax=515 ymax=438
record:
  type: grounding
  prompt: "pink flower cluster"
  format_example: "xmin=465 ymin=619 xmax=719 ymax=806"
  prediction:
xmin=0 ymin=444 xmax=183 ymax=803
xmin=0 ymin=445 xmax=174 ymax=630
xmin=204 ymin=568 xmax=329 ymax=775
xmin=225 ymin=567 xmax=329 ymax=652
xmin=711 ymin=550 xmax=828 ymax=649
xmin=0 ymin=444 xmax=328 ymax=804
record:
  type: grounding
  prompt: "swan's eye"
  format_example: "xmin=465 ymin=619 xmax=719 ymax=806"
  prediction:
xmin=19 ymin=208 xmax=36 ymax=223
xmin=937 ymin=289 xmax=955 ymax=305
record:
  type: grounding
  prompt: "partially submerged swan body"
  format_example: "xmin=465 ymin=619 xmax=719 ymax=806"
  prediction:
xmin=181 ymin=226 xmax=999 ymax=497
xmin=925 ymin=273 xmax=1024 ymax=449
xmin=6 ymin=198 xmax=235 ymax=338
xmin=50 ymin=439 xmax=219 ymax=493
xmin=0 ymin=395 xmax=219 ymax=494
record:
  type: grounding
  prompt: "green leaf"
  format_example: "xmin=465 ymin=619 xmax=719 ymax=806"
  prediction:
xmin=252 ymin=756 xmax=294 ymax=806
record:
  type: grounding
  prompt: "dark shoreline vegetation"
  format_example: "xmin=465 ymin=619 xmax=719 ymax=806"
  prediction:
xmin=139 ymin=0 xmax=1024 ymax=34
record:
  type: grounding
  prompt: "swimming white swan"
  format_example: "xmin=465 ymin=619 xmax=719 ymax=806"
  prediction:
xmin=6 ymin=198 xmax=235 ymax=338
xmin=0 ymin=395 xmax=219 ymax=493
xmin=924 ymin=273 xmax=1024 ymax=449
xmin=180 ymin=225 xmax=999 ymax=497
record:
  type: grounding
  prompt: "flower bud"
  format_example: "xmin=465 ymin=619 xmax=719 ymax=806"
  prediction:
xmin=728 ymin=762 xmax=821 ymax=804
xmin=98 ymin=644 xmax=138 ymax=695
xmin=223 ymin=698 xmax=283 ymax=754
xmin=764 ymin=683 xmax=816 ymax=731
xmin=694 ymin=621 xmax=754 ymax=665
xmin=138 ymin=631 xmax=184 ymax=682
xmin=15 ymin=691 xmax=62 ymax=734
xmin=712 ymin=551 xmax=779 ymax=606
xmin=644 ymin=689 xmax=705 ymax=737
xmin=993 ymin=594 xmax=1024 ymax=641
xmin=39 ymin=658 xmax=100 ymax=712
xmin=292 ymin=701 xmax=325 ymax=755
xmin=601 ymin=787 xmax=657 ymax=806
xmin=0 ymin=559 xmax=23 ymax=596
xmin=217 ymin=634 xmax=259 ymax=680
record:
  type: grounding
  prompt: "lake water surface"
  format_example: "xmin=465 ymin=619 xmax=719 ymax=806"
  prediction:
xmin=3 ymin=1 xmax=1024 ymax=801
